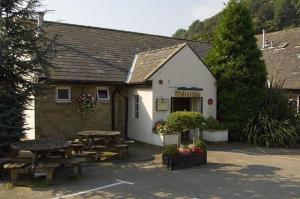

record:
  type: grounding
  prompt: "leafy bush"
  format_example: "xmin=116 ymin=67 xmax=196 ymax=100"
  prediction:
xmin=204 ymin=117 xmax=226 ymax=130
xmin=242 ymin=79 xmax=299 ymax=147
xmin=157 ymin=124 xmax=174 ymax=135
xmin=242 ymin=111 xmax=297 ymax=148
xmin=162 ymin=145 xmax=178 ymax=156
xmin=165 ymin=111 xmax=205 ymax=132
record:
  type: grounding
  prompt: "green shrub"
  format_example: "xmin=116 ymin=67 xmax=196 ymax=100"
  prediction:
xmin=165 ymin=111 xmax=205 ymax=132
xmin=264 ymin=79 xmax=300 ymax=132
xmin=242 ymin=111 xmax=297 ymax=148
xmin=204 ymin=116 xmax=226 ymax=130
xmin=162 ymin=145 xmax=178 ymax=156
xmin=157 ymin=124 xmax=174 ymax=135
xmin=194 ymin=139 xmax=207 ymax=151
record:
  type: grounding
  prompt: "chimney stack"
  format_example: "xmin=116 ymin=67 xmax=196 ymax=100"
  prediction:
xmin=262 ymin=30 xmax=265 ymax=49
xmin=37 ymin=12 xmax=44 ymax=27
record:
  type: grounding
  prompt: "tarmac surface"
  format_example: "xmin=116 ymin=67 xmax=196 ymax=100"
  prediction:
xmin=1 ymin=143 xmax=300 ymax=199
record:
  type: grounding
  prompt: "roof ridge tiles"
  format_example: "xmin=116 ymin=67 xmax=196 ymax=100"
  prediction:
xmin=137 ymin=43 xmax=187 ymax=55
xmin=44 ymin=21 xmax=211 ymax=45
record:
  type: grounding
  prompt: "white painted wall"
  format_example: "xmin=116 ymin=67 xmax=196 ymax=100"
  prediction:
xmin=127 ymin=88 xmax=154 ymax=144
xmin=24 ymin=98 xmax=35 ymax=140
xmin=127 ymin=45 xmax=217 ymax=146
xmin=150 ymin=45 xmax=217 ymax=124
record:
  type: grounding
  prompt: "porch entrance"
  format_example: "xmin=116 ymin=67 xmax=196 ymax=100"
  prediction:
xmin=171 ymin=97 xmax=203 ymax=113
xmin=171 ymin=97 xmax=203 ymax=141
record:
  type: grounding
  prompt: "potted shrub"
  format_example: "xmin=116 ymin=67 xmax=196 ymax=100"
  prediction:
xmin=165 ymin=111 xmax=205 ymax=144
xmin=162 ymin=140 xmax=207 ymax=170
xmin=153 ymin=121 xmax=181 ymax=146
xmin=203 ymin=117 xmax=228 ymax=142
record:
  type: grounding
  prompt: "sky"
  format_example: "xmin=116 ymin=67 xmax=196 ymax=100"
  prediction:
xmin=41 ymin=0 xmax=228 ymax=37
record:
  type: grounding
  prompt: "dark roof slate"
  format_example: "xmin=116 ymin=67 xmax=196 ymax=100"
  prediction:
xmin=256 ymin=28 xmax=300 ymax=90
xmin=128 ymin=43 xmax=186 ymax=83
xmin=44 ymin=21 xmax=212 ymax=83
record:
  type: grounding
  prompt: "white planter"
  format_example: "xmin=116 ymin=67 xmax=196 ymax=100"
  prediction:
xmin=202 ymin=129 xmax=228 ymax=142
xmin=152 ymin=133 xmax=181 ymax=147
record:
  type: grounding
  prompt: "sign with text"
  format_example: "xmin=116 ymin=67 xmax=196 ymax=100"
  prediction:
xmin=156 ymin=99 xmax=169 ymax=111
xmin=174 ymin=90 xmax=201 ymax=98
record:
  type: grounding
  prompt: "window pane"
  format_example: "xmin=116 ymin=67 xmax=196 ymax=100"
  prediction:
xmin=98 ymin=90 xmax=108 ymax=99
xmin=57 ymin=89 xmax=69 ymax=100
xmin=134 ymin=95 xmax=139 ymax=119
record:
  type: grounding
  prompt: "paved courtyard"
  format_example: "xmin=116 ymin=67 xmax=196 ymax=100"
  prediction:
xmin=1 ymin=143 xmax=300 ymax=199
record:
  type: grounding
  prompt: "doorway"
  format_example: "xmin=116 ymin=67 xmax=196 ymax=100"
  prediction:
xmin=171 ymin=97 xmax=191 ymax=112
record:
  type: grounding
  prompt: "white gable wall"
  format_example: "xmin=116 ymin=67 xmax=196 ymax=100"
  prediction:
xmin=127 ymin=45 xmax=217 ymax=146
xmin=149 ymin=45 xmax=217 ymax=124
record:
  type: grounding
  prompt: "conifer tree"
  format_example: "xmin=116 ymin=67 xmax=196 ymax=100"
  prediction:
xmin=0 ymin=0 xmax=57 ymax=143
xmin=205 ymin=0 xmax=267 ymax=139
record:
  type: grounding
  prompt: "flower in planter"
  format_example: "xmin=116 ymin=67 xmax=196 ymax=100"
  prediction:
xmin=190 ymin=146 xmax=205 ymax=156
xmin=178 ymin=146 xmax=191 ymax=155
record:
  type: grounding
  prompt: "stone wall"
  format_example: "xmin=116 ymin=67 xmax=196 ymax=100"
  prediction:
xmin=35 ymin=84 xmax=126 ymax=139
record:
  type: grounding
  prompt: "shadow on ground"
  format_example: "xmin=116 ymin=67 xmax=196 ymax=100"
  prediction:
xmin=1 ymin=142 xmax=300 ymax=199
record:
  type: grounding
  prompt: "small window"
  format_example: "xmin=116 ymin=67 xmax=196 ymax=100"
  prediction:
xmin=97 ymin=87 xmax=110 ymax=101
xmin=56 ymin=87 xmax=71 ymax=102
xmin=133 ymin=95 xmax=139 ymax=119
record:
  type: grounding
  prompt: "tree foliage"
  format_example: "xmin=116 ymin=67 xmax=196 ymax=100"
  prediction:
xmin=173 ymin=0 xmax=300 ymax=41
xmin=0 ymin=0 xmax=57 ymax=143
xmin=205 ymin=0 xmax=267 ymax=140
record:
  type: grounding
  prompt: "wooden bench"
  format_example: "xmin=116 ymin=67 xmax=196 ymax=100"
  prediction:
xmin=65 ymin=158 xmax=86 ymax=176
xmin=90 ymin=145 xmax=107 ymax=160
xmin=73 ymin=151 xmax=97 ymax=159
xmin=35 ymin=162 xmax=60 ymax=180
xmin=122 ymin=140 xmax=135 ymax=144
xmin=71 ymin=143 xmax=85 ymax=153
xmin=3 ymin=162 xmax=28 ymax=182
xmin=114 ymin=144 xmax=128 ymax=158
xmin=0 ymin=158 xmax=10 ymax=178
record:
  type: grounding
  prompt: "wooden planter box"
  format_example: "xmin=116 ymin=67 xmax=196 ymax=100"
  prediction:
xmin=202 ymin=129 xmax=228 ymax=142
xmin=162 ymin=151 xmax=207 ymax=170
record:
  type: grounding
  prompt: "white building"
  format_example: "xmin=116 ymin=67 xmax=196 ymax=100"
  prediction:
xmin=126 ymin=43 xmax=217 ymax=146
xmin=27 ymin=20 xmax=217 ymax=146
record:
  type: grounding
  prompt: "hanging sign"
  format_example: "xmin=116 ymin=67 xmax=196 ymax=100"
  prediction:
xmin=156 ymin=99 xmax=169 ymax=111
xmin=174 ymin=90 xmax=201 ymax=98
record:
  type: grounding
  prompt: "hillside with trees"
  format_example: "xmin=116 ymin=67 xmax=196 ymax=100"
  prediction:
xmin=173 ymin=0 xmax=300 ymax=41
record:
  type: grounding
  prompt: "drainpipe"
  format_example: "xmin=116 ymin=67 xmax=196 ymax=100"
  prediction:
xmin=111 ymin=83 xmax=121 ymax=130
xmin=37 ymin=12 xmax=44 ymax=27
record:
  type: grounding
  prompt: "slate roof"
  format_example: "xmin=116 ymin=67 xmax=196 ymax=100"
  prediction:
xmin=127 ymin=43 xmax=187 ymax=83
xmin=44 ymin=21 xmax=212 ymax=83
xmin=256 ymin=28 xmax=300 ymax=90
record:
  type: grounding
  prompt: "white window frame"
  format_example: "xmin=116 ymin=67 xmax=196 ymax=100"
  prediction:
xmin=132 ymin=95 xmax=139 ymax=119
xmin=96 ymin=87 xmax=110 ymax=101
xmin=55 ymin=86 xmax=71 ymax=103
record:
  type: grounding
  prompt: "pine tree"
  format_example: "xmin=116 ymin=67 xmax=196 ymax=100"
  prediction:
xmin=205 ymin=0 xmax=267 ymax=140
xmin=0 ymin=0 xmax=57 ymax=143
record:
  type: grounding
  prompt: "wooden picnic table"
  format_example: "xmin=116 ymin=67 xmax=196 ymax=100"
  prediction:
xmin=11 ymin=138 xmax=71 ymax=171
xmin=77 ymin=130 xmax=121 ymax=137
xmin=77 ymin=130 xmax=121 ymax=147
xmin=11 ymin=138 xmax=70 ymax=152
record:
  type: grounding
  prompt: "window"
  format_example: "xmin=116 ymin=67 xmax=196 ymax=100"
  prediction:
xmin=133 ymin=95 xmax=139 ymax=119
xmin=56 ymin=87 xmax=71 ymax=102
xmin=97 ymin=87 xmax=110 ymax=101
